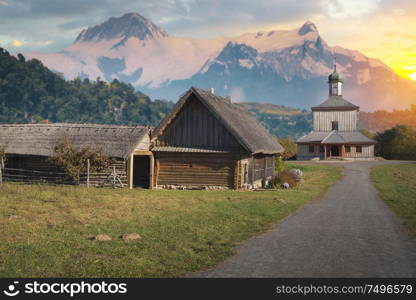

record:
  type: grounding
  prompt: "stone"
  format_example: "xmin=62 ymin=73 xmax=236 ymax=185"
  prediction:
xmin=120 ymin=233 xmax=142 ymax=241
xmin=288 ymin=168 xmax=303 ymax=182
xmin=87 ymin=234 xmax=112 ymax=241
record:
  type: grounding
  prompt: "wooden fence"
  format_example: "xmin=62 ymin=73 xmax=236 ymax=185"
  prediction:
xmin=0 ymin=159 xmax=126 ymax=188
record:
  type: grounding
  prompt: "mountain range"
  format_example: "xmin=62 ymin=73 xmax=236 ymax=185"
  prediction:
xmin=27 ymin=12 xmax=416 ymax=111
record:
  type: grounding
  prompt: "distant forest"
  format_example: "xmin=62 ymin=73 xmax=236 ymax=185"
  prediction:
xmin=0 ymin=48 xmax=415 ymax=139
xmin=0 ymin=48 xmax=173 ymax=126
xmin=359 ymin=106 xmax=416 ymax=133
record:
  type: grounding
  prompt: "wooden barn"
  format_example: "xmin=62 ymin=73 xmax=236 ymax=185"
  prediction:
xmin=150 ymin=87 xmax=284 ymax=189
xmin=0 ymin=123 xmax=151 ymax=187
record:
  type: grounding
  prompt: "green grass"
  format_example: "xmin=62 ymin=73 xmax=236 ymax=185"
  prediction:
xmin=371 ymin=163 xmax=416 ymax=236
xmin=0 ymin=163 xmax=341 ymax=277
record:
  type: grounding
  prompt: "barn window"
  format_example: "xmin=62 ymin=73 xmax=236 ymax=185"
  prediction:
xmin=345 ymin=146 xmax=351 ymax=152
xmin=356 ymin=146 xmax=362 ymax=153
xmin=331 ymin=121 xmax=339 ymax=131
xmin=309 ymin=145 xmax=314 ymax=153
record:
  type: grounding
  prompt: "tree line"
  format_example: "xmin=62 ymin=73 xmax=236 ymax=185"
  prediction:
xmin=0 ymin=48 xmax=173 ymax=126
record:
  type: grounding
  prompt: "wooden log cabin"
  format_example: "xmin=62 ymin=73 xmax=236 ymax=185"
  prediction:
xmin=0 ymin=123 xmax=151 ymax=187
xmin=150 ymin=87 xmax=284 ymax=189
xmin=296 ymin=65 xmax=376 ymax=160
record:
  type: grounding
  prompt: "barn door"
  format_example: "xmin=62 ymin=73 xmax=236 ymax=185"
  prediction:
xmin=133 ymin=155 xmax=150 ymax=188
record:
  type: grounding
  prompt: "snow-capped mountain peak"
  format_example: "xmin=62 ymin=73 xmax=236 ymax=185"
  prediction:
xmin=75 ymin=12 xmax=168 ymax=43
xmin=298 ymin=21 xmax=318 ymax=35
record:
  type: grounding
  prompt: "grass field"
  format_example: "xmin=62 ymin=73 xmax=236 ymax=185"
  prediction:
xmin=371 ymin=163 xmax=416 ymax=236
xmin=0 ymin=163 xmax=341 ymax=277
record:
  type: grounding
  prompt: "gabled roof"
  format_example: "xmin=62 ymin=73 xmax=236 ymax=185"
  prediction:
xmin=311 ymin=96 xmax=359 ymax=111
xmin=296 ymin=130 xmax=376 ymax=144
xmin=0 ymin=123 xmax=150 ymax=158
xmin=152 ymin=87 xmax=284 ymax=155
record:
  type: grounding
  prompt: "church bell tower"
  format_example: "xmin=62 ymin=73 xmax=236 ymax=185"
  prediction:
xmin=328 ymin=64 xmax=342 ymax=96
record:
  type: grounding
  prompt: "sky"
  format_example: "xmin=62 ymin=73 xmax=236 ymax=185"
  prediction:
xmin=0 ymin=0 xmax=415 ymax=80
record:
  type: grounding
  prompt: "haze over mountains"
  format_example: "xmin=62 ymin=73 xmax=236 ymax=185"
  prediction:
xmin=27 ymin=12 xmax=416 ymax=111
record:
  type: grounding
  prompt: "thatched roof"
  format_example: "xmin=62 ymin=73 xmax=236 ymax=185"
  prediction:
xmin=297 ymin=130 xmax=376 ymax=144
xmin=152 ymin=87 xmax=284 ymax=155
xmin=0 ymin=123 xmax=150 ymax=158
xmin=312 ymin=96 xmax=359 ymax=111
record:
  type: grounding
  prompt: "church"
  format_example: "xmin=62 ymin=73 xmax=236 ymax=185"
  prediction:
xmin=296 ymin=66 xmax=376 ymax=160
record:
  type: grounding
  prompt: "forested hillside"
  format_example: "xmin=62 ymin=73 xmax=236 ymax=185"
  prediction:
xmin=359 ymin=106 xmax=416 ymax=133
xmin=0 ymin=48 xmax=173 ymax=126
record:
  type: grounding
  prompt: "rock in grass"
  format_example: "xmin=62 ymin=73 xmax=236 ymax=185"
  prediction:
xmin=288 ymin=168 xmax=303 ymax=182
xmin=87 ymin=234 xmax=112 ymax=241
xmin=119 ymin=233 xmax=141 ymax=241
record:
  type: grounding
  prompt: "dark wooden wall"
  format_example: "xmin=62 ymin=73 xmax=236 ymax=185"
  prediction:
xmin=154 ymin=152 xmax=236 ymax=188
xmin=4 ymin=154 xmax=127 ymax=186
xmin=154 ymin=94 xmax=243 ymax=151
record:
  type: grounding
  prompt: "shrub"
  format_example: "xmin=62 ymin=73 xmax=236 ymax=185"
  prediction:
xmin=375 ymin=125 xmax=416 ymax=160
xmin=271 ymin=170 xmax=299 ymax=189
xmin=277 ymin=137 xmax=297 ymax=160
xmin=48 ymin=137 xmax=114 ymax=183
xmin=275 ymin=156 xmax=285 ymax=173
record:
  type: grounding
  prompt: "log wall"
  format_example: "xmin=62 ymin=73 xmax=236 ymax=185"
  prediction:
xmin=154 ymin=152 xmax=236 ymax=188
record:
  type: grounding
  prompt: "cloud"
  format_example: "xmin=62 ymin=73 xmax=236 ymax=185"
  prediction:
xmin=0 ymin=0 xmax=8 ymax=6
xmin=9 ymin=40 xmax=24 ymax=47
xmin=384 ymin=30 xmax=416 ymax=40
xmin=322 ymin=0 xmax=381 ymax=19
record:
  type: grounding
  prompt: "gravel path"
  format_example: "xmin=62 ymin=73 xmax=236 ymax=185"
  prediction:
xmin=192 ymin=161 xmax=416 ymax=277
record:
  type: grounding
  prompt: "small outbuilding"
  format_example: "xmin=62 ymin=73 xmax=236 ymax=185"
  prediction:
xmin=0 ymin=123 xmax=151 ymax=187
xmin=151 ymin=87 xmax=284 ymax=189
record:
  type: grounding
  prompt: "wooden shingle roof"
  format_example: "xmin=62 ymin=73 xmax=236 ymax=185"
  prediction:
xmin=311 ymin=96 xmax=359 ymax=111
xmin=0 ymin=123 xmax=150 ymax=158
xmin=297 ymin=130 xmax=376 ymax=144
xmin=152 ymin=87 xmax=284 ymax=155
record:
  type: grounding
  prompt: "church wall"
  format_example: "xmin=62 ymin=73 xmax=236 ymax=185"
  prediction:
xmin=296 ymin=144 xmax=325 ymax=160
xmin=313 ymin=110 xmax=358 ymax=131
xmin=343 ymin=144 xmax=374 ymax=159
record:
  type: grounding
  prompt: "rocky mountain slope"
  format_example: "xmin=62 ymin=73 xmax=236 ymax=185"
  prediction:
xmin=27 ymin=12 xmax=416 ymax=111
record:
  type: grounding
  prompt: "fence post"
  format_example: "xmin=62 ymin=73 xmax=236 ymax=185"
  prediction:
xmin=113 ymin=166 xmax=116 ymax=187
xmin=87 ymin=159 xmax=90 ymax=188
xmin=0 ymin=160 xmax=2 ymax=186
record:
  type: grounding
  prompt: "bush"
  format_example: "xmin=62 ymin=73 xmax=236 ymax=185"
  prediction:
xmin=271 ymin=170 xmax=299 ymax=189
xmin=275 ymin=156 xmax=285 ymax=173
xmin=277 ymin=137 xmax=297 ymax=160
xmin=375 ymin=125 xmax=416 ymax=160
xmin=48 ymin=137 xmax=114 ymax=183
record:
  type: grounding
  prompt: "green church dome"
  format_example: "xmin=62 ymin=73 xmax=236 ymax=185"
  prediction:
xmin=328 ymin=65 xmax=343 ymax=82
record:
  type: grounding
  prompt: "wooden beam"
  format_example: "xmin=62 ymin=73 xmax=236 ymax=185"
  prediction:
xmin=128 ymin=154 xmax=134 ymax=189
xmin=133 ymin=150 xmax=153 ymax=156
xmin=149 ymin=154 xmax=154 ymax=189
